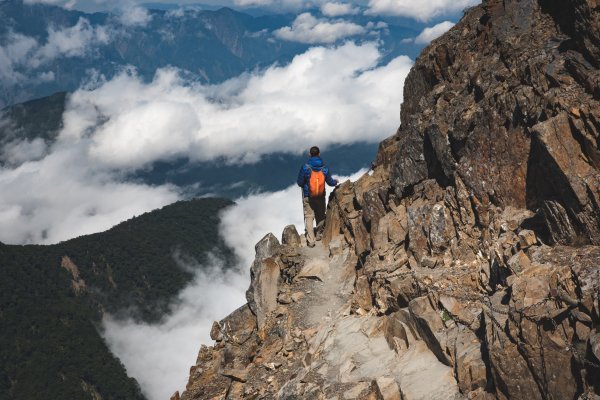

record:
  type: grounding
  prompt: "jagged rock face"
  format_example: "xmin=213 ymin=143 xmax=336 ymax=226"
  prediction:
xmin=178 ymin=1 xmax=600 ymax=399
xmin=390 ymin=0 xmax=600 ymax=246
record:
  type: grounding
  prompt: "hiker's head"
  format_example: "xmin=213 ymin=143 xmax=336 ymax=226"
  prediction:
xmin=310 ymin=146 xmax=320 ymax=157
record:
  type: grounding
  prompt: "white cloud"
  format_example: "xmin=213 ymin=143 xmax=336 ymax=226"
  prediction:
xmin=0 ymin=19 xmax=111 ymax=87
xmin=59 ymin=41 xmax=411 ymax=171
xmin=101 ymin=168 xmax=366 ymax=400
xmin=0 ymin=33 xmax=39 ymax=85
xmin=274 ymin=13 xmax=365 ymax=43
xmin=23 ymin=0 xmax=78 ymax=7
xmin=0 ymin=138 xmax=48 ymax=165
xmin=102 ymin=257 xmax=249 ymax=400
xmin=38 ymin=70 xmax=56 ymax=81
xmin=321 ymin=2 xmax=360 ymax=17
xmin=117 ymin=2 xmax=153 ymax=26
xmin=414 ymin=20 xmax=455 ymax=44
xmin=30 ymin=18 xmax=110 ymax=67
xmin=0 ymin=143 xmax=179 ymax=244
xmin=365 ymin=0 xmax=481 ymax=21
xmin=23 ymin=0 xmax=154 ymax=17
xmin=233 ymin=0 xmax=306 ymax=8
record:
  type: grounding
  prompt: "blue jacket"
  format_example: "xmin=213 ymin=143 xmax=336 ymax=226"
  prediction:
xmin=297 ymin=156 xmax=338 ymax=197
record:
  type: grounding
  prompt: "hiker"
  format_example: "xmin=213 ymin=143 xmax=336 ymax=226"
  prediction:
xmin=297 ymin=146 xmax=338 ymax=247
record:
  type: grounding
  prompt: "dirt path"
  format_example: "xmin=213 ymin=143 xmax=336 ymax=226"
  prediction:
xmin=291 ymin=242 xmax=355 ymax=328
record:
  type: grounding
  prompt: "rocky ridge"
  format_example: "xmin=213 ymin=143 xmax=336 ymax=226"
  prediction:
xmin=177 ymin=0 xmax=600 ymax=398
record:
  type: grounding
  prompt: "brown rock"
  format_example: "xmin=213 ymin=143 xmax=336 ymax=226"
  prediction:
xmin=291 ymin=292 xmax=305 ymax=302
xmin=530 ymin=112 xmax=600 ymax=245
xmin=216 ymin=305 xmax=256 ymax=345
xmin=518 ymin=229 xmax=537 ymax=248
xmin=388 ymin=274 xmax=419 ymax=308
xmin=387 ymin=211 xmax=407 ymax=245
xmin=220 ymin=368 xmax=248 ymax=383
xmin=277 ymin=293 xmax=292 ymax=304
xmin=60 ymin=255 xmax=87 ymax=294
xmin=209 ymin=321 xmax=222 ymax=342
xmin=439 ymin=296 xmax=477 ymax=326
xmin=371 ymin=213 xmax=390 ymax=251
xmin=382 ymin=311 xmax=416 ymax=353
xmin=355 ymin=275 xmax=373 ymax=311
xmin=506 ymin=251 xmax=531 ymax=275
xmin=452 ymin=329 xmax=487 ymax=393
xmin=590 ymin=330 xmax=600 ymax=362
xmin=374 ymin=377 xmax=401 ymax=400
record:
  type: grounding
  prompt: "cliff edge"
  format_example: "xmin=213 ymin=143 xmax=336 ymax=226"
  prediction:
xmin=177 ymin=0 xmax=600 ymax=398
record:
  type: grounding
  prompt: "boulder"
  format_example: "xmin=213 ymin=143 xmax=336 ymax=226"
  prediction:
xmin=374 ymin=377 xmax=401 ymax=400
xmin=518 ymin=229 xmax=537 ymax=248
xmin=246 ymin=257 xmax=281 ymax=334
xmin=408 ymin=296 xmax=450 ymax=365
xmin=506 ymin=251 xmax=531 ymax=275
xmin=255 ymin=233 xmax=280 ymax=260
xmin=282 ymin=225 xmax=301 ymax=247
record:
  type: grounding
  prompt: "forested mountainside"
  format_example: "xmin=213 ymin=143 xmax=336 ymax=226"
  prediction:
xmin=179 ymin=0 xmax=600 ymax=399
xmin=0 ymin=198 xmax=233 ymax=399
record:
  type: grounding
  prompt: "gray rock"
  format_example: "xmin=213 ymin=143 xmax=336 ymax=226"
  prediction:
xmin=246 ymin=257 xmax=280 ymax=333
xmin=281 ymin=225 xmax=301 ymax=246
xmin=255 ymin=233 xmax=280 ymax=260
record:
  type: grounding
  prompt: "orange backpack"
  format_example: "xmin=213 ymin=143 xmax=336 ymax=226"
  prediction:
xmin=307 ymin=165 xmax=325 ymax=197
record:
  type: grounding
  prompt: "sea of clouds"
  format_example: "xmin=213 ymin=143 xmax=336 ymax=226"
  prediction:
xmin=0 ymin=41 xmax=412 ymax=244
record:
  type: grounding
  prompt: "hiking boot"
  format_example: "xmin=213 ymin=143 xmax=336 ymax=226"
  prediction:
xmin=316 ymin=221 xmax=324 ymax=241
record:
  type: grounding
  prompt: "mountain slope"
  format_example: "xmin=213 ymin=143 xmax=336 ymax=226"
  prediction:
xmin=0 ymin=92 xmax=66 ymax=164
xmin=179 ymin=0 xmax=600 ymax=398
xmin=0 ymin=198 xmax=234 ymax=399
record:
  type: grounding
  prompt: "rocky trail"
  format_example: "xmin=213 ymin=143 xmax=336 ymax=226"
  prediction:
xmin=178 ymin=222 xmax=464 ymax=400
xmin=177 ymin=0 xmax=600 ymax=399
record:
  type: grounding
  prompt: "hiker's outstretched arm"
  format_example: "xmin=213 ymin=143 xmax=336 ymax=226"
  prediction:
xmin=324 ymin=168 xmax=338 ymax=186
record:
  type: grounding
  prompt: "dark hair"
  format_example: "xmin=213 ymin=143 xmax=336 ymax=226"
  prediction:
xmin=310 ymin=146 xmax=320 ymax=157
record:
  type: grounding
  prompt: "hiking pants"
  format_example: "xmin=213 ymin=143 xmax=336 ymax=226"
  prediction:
xmin=303 ymin=195 xmax=326 ymax=245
